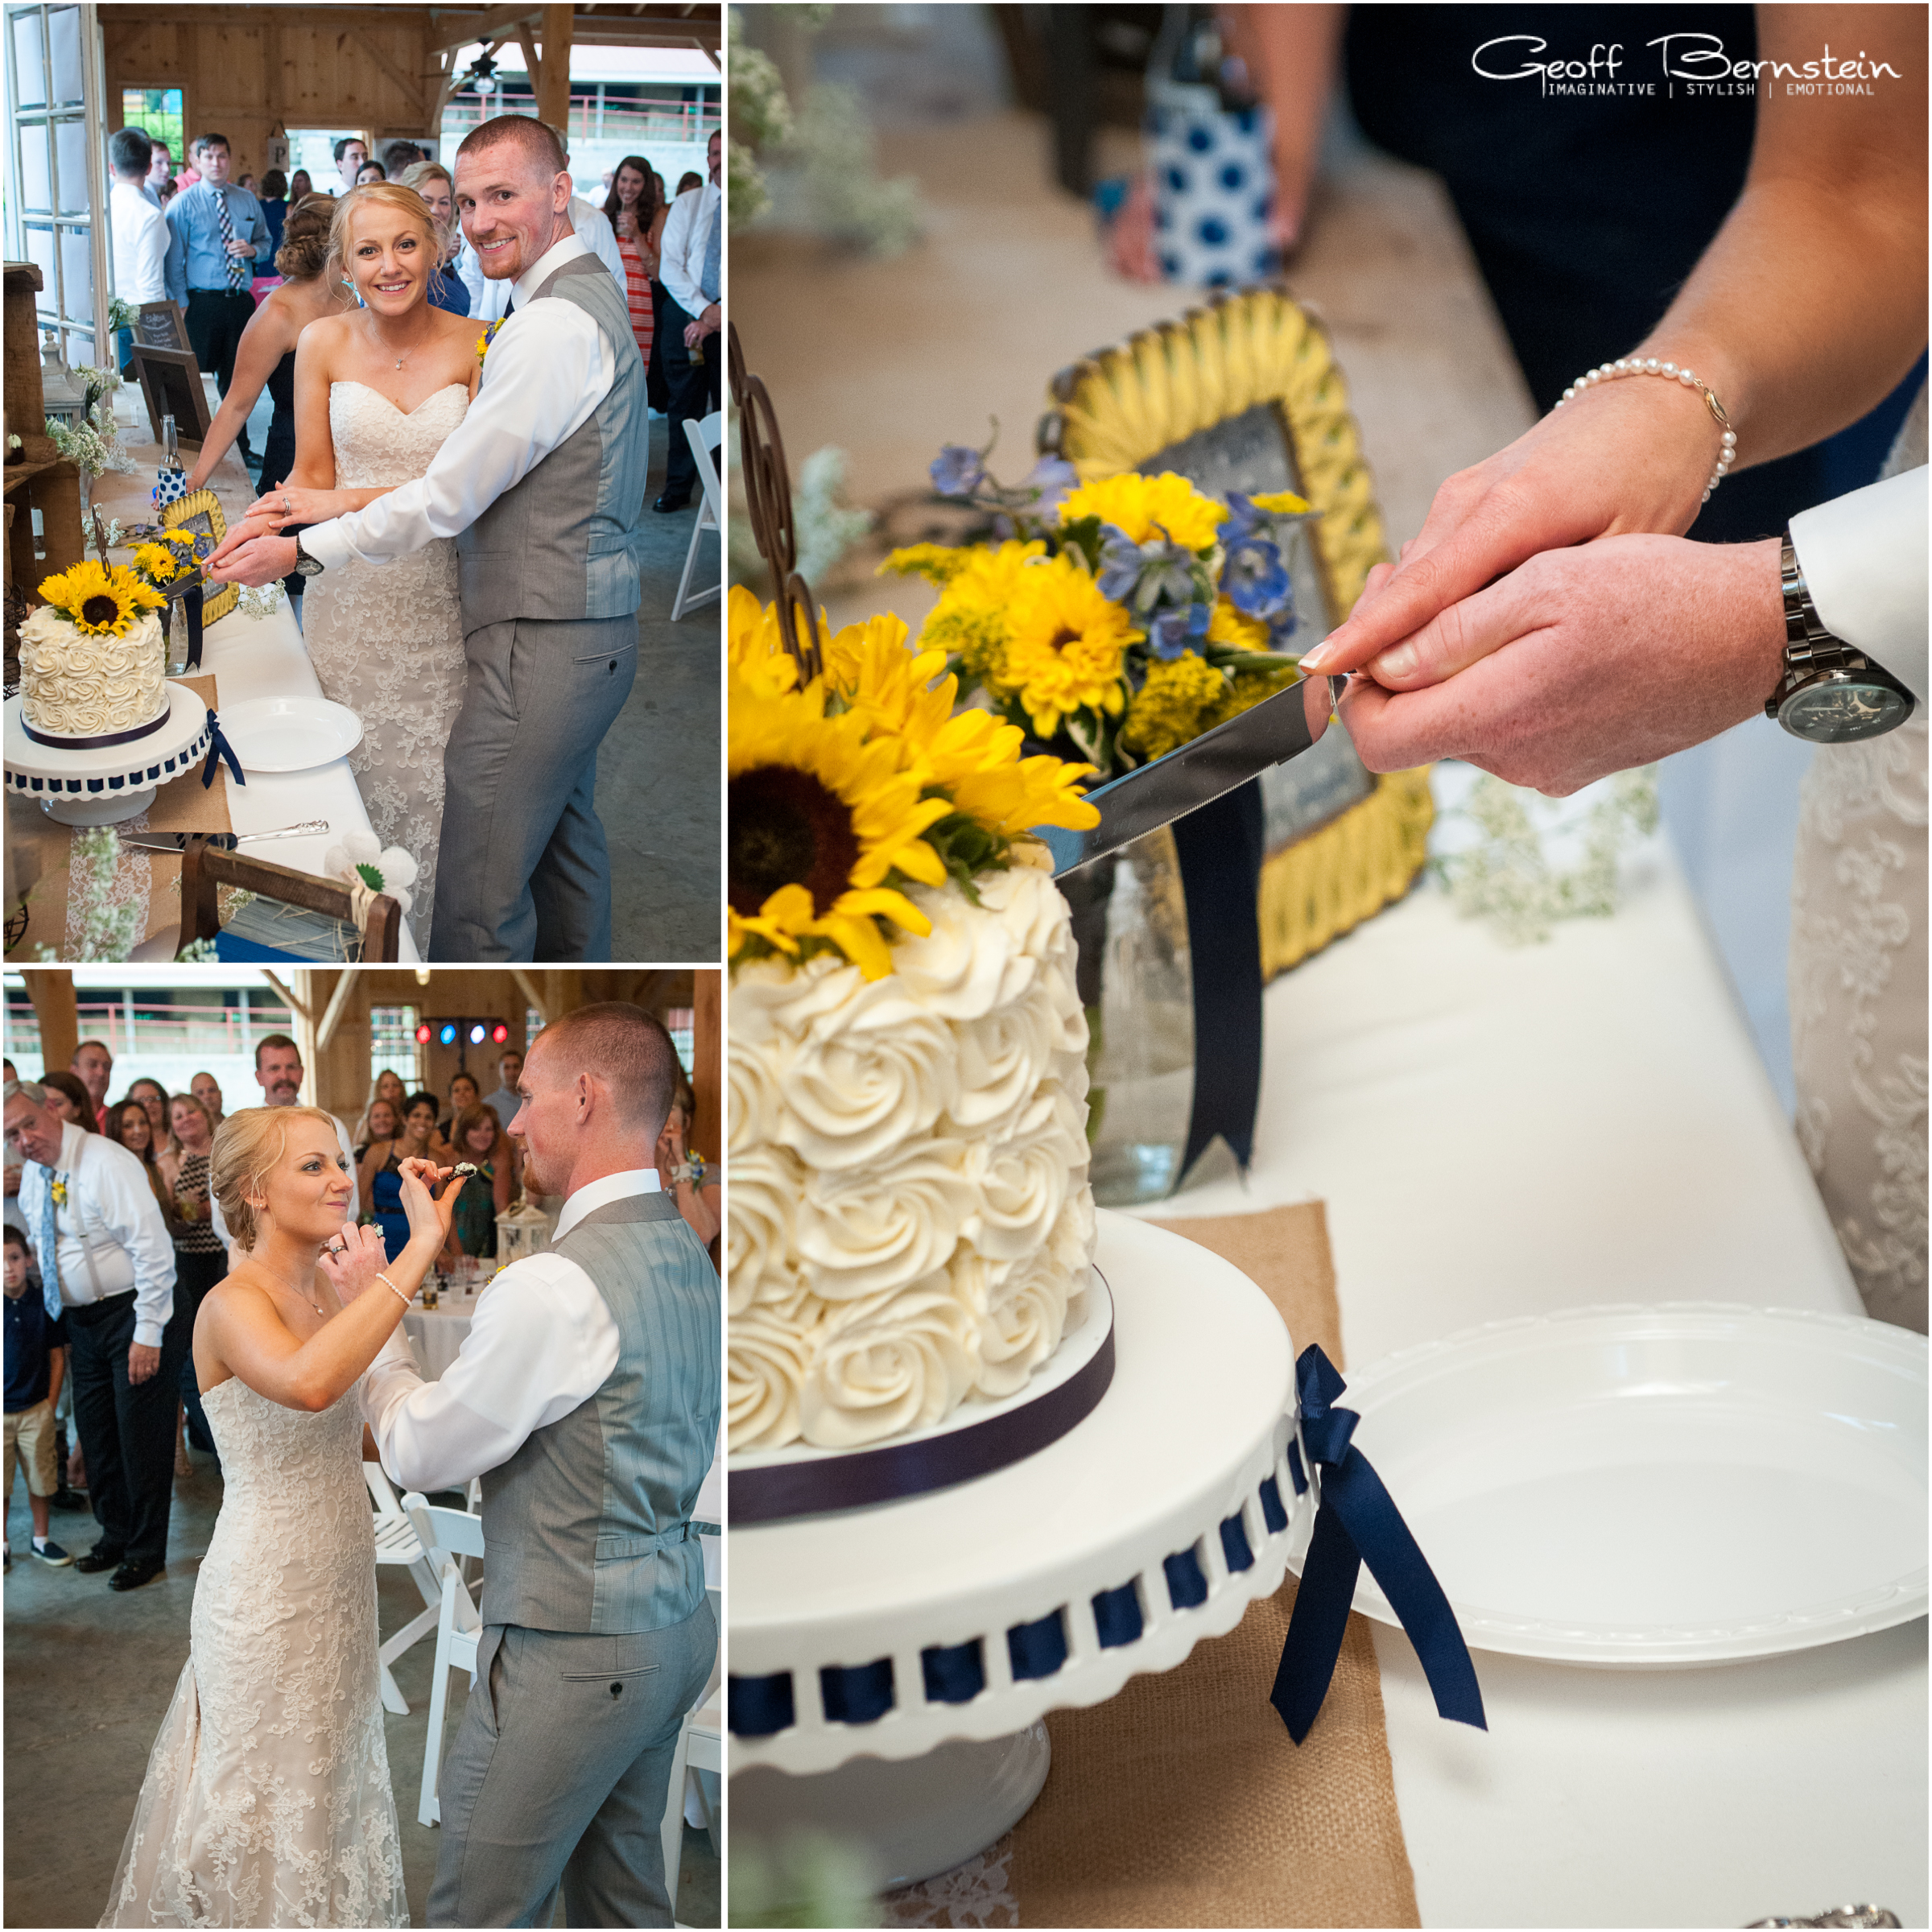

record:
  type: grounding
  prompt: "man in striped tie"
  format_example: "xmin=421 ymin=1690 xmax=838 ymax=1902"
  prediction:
xmin=163 ymin=133 xmax=269 ymax=464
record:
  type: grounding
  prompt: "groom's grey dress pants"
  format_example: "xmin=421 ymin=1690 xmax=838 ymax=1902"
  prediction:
xmin=427 ymin=1600 xmax=717 ymax=1928
xmin=431 ymin=613 xmax=638 ymax=961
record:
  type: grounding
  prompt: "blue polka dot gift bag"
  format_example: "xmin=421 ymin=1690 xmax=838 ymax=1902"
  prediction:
xmin=1148 ymin=80 xmax=1279 ymax=290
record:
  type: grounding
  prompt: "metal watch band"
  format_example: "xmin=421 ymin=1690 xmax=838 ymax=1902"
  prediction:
xmin=1767 ymin=535 xmax=1859 ymax=716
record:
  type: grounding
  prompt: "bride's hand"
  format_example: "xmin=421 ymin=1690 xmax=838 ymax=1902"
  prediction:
xmin=397 ymin=1157 xmax=464 ymax=1253
xmin=245 ymin=485 xmax=344 ymax=530
xmin=316 ymin=1222 xmax=389 ymax=1306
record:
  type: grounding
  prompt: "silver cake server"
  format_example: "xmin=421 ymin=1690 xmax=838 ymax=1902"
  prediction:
xmin=118 ymin=819 xmax=328 ymax=853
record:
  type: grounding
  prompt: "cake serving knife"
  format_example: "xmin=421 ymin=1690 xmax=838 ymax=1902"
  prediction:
xmin=117 ymin=819 xmax=328 ymax=852
xmin=1034 ymin=673 xmax=1349 ymax=878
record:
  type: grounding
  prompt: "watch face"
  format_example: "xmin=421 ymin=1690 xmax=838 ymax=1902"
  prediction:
xmin=1780 ymin=676 xmax=1912 ymax=744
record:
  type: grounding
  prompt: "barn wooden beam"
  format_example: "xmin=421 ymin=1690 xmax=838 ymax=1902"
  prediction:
xmin=19 ymin=972 xmax=78 ymax=1080
xmin=426 ymin=3 xmax=543 ymax=58
xmin=349 ymin=25 xmax=429 ymax=120
xmin=535 ymin=3 xmax=572 ymax=130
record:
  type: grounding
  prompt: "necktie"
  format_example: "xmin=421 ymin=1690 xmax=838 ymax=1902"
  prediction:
xmin=211 ymin=187 xmax=248 ymax=291
xmin=700 ymin=202 xmax=720 ymax=306
xmin=35 ymin=1170 xmax=63 ymax=1323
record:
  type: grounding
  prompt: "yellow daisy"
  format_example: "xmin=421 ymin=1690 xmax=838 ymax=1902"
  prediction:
xmin=1205 ymin=597 xmax=1270 ymax=651
xmin=132 ymin=542 xmax=183 ymax=584
xmin=999 ymin=555 xmax=1141 ymax=740
xmin=729 ymin=687 xmax=951 ymax=980
xmin=1059 ymin=471 xmax=1228 ymax=553
xmin=878 ymin=543 xmax=974 ymax=586
xmin=1249 ymin=489 xmax=1313 ymax=515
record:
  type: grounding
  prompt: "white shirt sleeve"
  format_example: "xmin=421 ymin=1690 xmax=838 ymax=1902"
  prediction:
xmin=87 ymin=1139 xmax=176 ymax=1348
xmin=659 ymin=188 xmax=704 ymax=317
xmin=1788 ymin=465 xmax=1929 ymax=704
xmin=359 ymin=1250 xmax=620 ymax=1494
xmin=302 ymin=298 xmax=615 ymax=572
xmin=571 ymin=197 xmax=627 ymax=293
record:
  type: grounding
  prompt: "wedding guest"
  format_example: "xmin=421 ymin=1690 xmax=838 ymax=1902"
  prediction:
xmin=107 ymin=1101 xmax=173 ymax=1222
xmin=655 ymin=130 xmax=720 ymax=513
xmin=372 ymin=1067 xmax=408 ymax=1117
xmin=444 ymin=1071 xmax=482 ymax=1137
xmin=237 ymin=171 xmax=257 ymax=193
xmin=4 ymin=1226 xmax=71 ymax=1571
xmin=333 ymin=137 xmax=369 ymax=195
xmin=354 ymin=1097 xmax=400 ymax=1162
xmin=384 ymin=140 xmax=425 ymax=175
xmin=356 ymin=160 xmax=387 ymax=186
xmin=164 ymin=133 xmax=270 ymax=464
xmin=481 ymin=1049 xmax=523 ymax=1134
xmin=209 ymin=1036 xmax=360 ymax=1252
xmin=39 ymin=1072 xmax=97 ymax=1133
xmin=647 ymin=170 xmax=674 ymax=413
xmin=189 ymin=1071 xmax=225 ymax=1129
xmin=126 ymin=1080 xmax=171 ymax=1156
xmin=655 ymin=1075 xmax=720 ymax=1263
xmin=360 ymin=1092 xmax=440 ymax=1262
xmin=258 ymin=167 xmax=290 ymax=258
xmin=398 ymin=160 xmax=472 ymax=315
xmin=163 ymin=1093 xmax=225 ymax=1468
xmin=109 ymin=126 xmax=169 ymax=371
xmin=605 ymin=154 xmax=658 ymax=371
xmin=71 ymin=1041 xmax=112 ymax=1133
xmin=675 ymin=170 xmax=701 ymax=196
xmin=288 ymin=167 xmax=313 ymax=203
xmin=440 ymin=1104 xmax=512 ymax=1266
xmin=5 ymin=1082 xmax=183 ymax=1591
xmin=145 ymin=140 xmax=175 ymax=205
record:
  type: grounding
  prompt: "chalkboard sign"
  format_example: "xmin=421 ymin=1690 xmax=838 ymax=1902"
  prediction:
xmin=1141 ymin=400 xmax=1377 ymax=854
xmin=136 ymin=300 xmax=191 ymax=353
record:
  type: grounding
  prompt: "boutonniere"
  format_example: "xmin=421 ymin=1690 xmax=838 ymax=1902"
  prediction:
xmin=476 ymin=318 xmax=505 ymax=365
xmin=51 ymin=1179 xmax=68 ymax=1207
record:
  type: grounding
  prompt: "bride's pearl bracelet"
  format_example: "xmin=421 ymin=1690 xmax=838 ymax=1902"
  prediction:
xmin=1554 ymin=356 xmax=1738 ymax=501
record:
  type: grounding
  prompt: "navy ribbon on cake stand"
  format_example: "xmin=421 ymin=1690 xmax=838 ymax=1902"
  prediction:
xmin=201 ymin=711 xmax=244 ymax=789
xmin=179 ymin=582 xmax=204 ymax=671
xmin=1271 ymin=1344 xmax=1486 ymax=1744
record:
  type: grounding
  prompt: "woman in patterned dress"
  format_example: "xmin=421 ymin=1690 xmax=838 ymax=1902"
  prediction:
xmin=604 ymin=155 xmax=659 ymax=372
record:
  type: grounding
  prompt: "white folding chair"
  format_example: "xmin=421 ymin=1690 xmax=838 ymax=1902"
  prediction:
xmin=402 ymin=1491 xmax=487 ymax=1827
xmin=363 ymin=1461 xmax=443 ymax=1716
xmin=671 ymin=411 xmax=722 ymax=619
xmin=661 ymin=1576 xmax=722 ymax=1922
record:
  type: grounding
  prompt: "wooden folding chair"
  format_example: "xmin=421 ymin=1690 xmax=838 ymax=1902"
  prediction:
xmin=401 ymin=1491 xmax=487 ymax=1827
xmin=178 ymin=837 xmax=402 ymax=961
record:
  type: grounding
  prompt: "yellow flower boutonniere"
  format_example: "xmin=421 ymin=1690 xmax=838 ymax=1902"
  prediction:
xmin=51 ymin=1179 xmax=68 ymax=1207
xmin=477 ymin=319 xmax=505 ymax=365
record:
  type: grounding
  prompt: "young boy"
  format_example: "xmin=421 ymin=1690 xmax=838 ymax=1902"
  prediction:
xmin=4 ymin=1228 xmax=72 ymax=1569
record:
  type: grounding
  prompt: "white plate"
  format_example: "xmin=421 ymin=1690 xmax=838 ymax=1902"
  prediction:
xmin=217 ymin=696 xmax=362 ymax=773
xmin=1311 ymin=1303 xmax=1926 ymax=1666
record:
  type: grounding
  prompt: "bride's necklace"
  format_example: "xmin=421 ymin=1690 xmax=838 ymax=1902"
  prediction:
xmin=259 ymin=1262 xmax=325 ymax=1316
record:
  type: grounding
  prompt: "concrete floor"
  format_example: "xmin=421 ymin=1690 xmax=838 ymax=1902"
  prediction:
xmin=3 ymin=1452 xmax=721 ymax=1928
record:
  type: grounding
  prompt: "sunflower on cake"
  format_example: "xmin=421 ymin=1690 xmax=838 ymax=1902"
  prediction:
xmin=728 ymin=588 xmax=1104 ymax=1455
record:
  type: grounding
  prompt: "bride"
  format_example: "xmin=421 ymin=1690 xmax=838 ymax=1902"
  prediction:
xmin=236 ymin=184 xmax=481 ymax=950
xmin=101 ymin=1107 xmax=465 ymax=1928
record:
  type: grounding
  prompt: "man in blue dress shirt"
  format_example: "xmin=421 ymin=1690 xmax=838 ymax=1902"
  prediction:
xmin=163 ymin=131 xmax=268 ymax=463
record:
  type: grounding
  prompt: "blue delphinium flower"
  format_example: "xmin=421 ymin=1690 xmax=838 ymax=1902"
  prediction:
xmin=1146 ymin=601 xmax=1212 ymax=659
xmin=1221 ymin=528 xmax=1290 ymax=617
xmin=930 ymin=444 xmax=987 ymax=497
xmin=1023 ymin=456 xmax=1080 ymax=517
xmin=1098 ymin=524 xmax=1199 ymax=613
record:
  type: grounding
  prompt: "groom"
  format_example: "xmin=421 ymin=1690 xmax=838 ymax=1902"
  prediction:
xmin=353 ymin=1001 xmax=719 ymax=1926
xmin=209 ymin=116 xmax=650 ymax=961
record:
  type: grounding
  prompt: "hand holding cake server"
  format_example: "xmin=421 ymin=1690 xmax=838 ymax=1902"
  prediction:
xmin=208 ymin=117 xmax=650 ymax=962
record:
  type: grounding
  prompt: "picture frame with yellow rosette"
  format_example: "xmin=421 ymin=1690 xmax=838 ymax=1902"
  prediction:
xmin=1037 ymin=285 xmax=1433 ymax=978
xmin=160 ymin=487 xmax=239 ymax=629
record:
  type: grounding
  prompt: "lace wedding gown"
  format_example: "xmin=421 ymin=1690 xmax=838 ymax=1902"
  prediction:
xmin=303 ymin=381 xmax=471 ymax=953
xmin=101 ymin=1376 xmax=408 ymax=1928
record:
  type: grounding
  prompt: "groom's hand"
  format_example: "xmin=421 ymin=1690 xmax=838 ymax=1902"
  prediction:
xmin=206 ymin=533 xmax=297 ymax=588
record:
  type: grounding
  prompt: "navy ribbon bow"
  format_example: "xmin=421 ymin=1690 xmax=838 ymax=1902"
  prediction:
xmin=180 ymin=582 xmax=204 ymax=671
xmin=201 ymin=709 xmax=244 ymax=789
xmin=1272 ymin=1344 xmax=1486 ymax=1744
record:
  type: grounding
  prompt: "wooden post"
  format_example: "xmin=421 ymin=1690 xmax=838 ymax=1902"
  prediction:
xmin=535 ymin=3 xmax=572 ymax=138
xmin=691 ymin=969 xmax=719 ymax=1166
xmin=19 ymin=972 xmax=78 ymax=1081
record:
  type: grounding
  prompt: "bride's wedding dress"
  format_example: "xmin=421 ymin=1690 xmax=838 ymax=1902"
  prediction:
xmin=303 ymin=381 xmax=471 ymax=952
xmin=101 ymin=1376 xmax=408 ymax=1928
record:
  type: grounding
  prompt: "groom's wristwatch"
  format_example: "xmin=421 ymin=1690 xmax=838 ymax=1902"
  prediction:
xmin=292 ymin=536 xmax=324 ymax=579
xmin=1766 ymin=535 xmax=1913 ymax=742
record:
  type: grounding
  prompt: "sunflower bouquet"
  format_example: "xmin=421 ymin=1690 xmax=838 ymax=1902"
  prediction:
xmin=33 ymin=547 xmax=179 ymax=638
xmin=883 ymin=448 xmax=1317 ymax=778
xmin=728 ymin=585 xmax=1100 ymax=980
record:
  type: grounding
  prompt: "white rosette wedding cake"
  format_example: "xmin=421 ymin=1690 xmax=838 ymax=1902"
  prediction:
xmin=730 ymin=854 xmax=1099 ymax=1454
xmin=18 ymin=603 xmax=168 ymax=747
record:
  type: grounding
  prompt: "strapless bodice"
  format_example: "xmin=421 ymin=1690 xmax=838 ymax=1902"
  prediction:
xmin=328 ymin=380 xmax=469 ymax=489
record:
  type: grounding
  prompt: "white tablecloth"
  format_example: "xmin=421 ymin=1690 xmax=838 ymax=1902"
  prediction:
xmin=1137 ymin=808 xmax=1928 ymax=1926
xmin=401 ymin=1302 xmax=474 ymax=1381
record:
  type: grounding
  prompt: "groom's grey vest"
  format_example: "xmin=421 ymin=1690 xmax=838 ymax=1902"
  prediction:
xmin=457 ymin=253 xmax=649 ymax=624
xmin=478 ymin=1194 xmax=719 ymax=1633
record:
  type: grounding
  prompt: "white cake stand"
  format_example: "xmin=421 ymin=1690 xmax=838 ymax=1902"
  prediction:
xmin=730 ymin=1210 xmax=1310 ymax=1888
xmin=4 ymin=684 xmax=212 ymax=824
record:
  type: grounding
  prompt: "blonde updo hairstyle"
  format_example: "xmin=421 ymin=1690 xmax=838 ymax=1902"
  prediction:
xmin=211 ymin=1104 xmax=345 ymax=1253
xmin=325 ymin=180 xmax=440 ymax=293
xmin=274 ymin=192 xmax=336 ymax=281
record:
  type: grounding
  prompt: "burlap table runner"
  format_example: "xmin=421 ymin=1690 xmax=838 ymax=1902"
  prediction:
xmin=886 ymin=1204 xmax=1420 ymax=1929
xmin=6 ymin=673 xmax=231 ymax=960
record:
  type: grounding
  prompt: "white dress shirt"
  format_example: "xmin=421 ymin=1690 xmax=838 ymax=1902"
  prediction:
xmin=15 ymin=1121 xmax=175 ymax=1348
xmin=658 ymin=181 xmax=720 ymax=320
xmin=208 ymin=1112 xmax=358 ymax=1252
xmin=303 ymin=232 xmax=617 ymax=573
xmin=459 ymin=199 xmax=625 ymax=323
xmin=110 ymin=178 xmax=171 ymax=304
xmin=360 ymin=1166 xmax=661 ymax=1494
xmin=1788 ymin=464 xmax=1927 ymax=704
